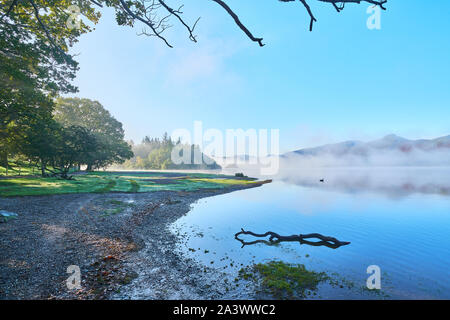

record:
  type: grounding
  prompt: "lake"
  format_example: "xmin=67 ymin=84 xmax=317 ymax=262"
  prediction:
xmin=171 ymin=168 xmax=450 ymax=299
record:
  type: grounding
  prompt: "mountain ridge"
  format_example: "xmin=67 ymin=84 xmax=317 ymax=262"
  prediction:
xmin=283 ymin=134 xmax=450 ymax=158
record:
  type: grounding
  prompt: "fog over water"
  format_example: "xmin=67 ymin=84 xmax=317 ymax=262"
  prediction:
xmin=218 ymin=133 xmax=450 ymax=188
xmin=218 ymin=144 xmax=450 ymax=199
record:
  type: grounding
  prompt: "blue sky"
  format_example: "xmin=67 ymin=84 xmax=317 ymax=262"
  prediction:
xmin=70 ymin=0 xmax=450 ymax=152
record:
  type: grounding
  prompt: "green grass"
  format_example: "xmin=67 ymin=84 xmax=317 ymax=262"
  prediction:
xmin=0 ymin=171 xmax=261 ymax=197
xmin=0 ymin=165 xmax=35 ymax=176
xmin=95 ymin=179 xmax=117 ymax=193
xmin=239 ymin=261 xmax=328 ymax=299
xmin=0 ymin=162 xmax=77 ymax=176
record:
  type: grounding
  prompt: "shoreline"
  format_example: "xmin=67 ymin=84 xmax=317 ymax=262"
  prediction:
xmin=0 ymin=184 xmax=262 ymax=299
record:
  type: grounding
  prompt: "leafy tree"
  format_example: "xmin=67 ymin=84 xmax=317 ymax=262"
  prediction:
xmin=17 ymin=114 xmax=61 ymax=176
xmin=51 ymin=125 xmax=94 ymax=176
xmin=0 ymin=0 xmax=99 ymax=169
xmin=0 ymin=0 xmax=99 ymax=93
xmin=54 ymin=97 xmax=133 ymax=170
xmin=0 ymin=69 xmax=55 ymax=169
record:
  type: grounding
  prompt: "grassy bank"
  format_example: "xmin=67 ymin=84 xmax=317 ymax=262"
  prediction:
xmin=0 ymin=171 xmax=266 ymax=197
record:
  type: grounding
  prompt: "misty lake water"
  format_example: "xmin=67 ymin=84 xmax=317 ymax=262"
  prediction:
xmin=171 ymin=168 xmax=450 ymax=299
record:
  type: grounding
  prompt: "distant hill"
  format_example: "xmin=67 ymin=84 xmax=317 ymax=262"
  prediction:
xmin=282 ymin=134 xmax=450 ymax=167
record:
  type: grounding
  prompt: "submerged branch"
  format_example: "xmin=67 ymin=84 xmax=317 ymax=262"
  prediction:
xmin=235 ymin=228 xmax=350 ymax=249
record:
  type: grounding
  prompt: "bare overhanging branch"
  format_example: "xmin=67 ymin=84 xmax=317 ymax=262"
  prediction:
xmin=2 ymin=0 xmax=388 ymax=51
xmin=118 ymin=0 xmax=174 ymax=48
xmin=279 ymin=0 xmax=387 ymax=32
xmin=121 ymin=0 xmax=388 ymax=47
xmin=210 ymin=0 xmax=387 ymax=47
xmin=211 ymin=0 xmax=264 ymax=47
xmin=319 ymin=0 xmax=387 ymax=11
xmin=158 ymin=0 xmax=200 ymax=42
xmin=89 ymin=0 xmax=103 ymax=7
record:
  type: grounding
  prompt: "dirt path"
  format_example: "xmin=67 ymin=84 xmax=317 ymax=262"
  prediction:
xmin=0 ymin=186 xmax=259 ymax=300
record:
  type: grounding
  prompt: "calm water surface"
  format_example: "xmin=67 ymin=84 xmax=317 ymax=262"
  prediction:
xmin=171 ymin=168 xmax=450 ymax=299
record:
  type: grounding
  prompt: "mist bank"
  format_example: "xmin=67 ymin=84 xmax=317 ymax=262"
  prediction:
xmin=217 ymin=135 xmax=450 ymax=197
xmin=281 ymin=148 xmax=450 ymax=168
xmin=279 ymin=167 xmax=450 ymax=198
xmin=220 ymin=165 xmax=450 ymax=198
xmin=282 ymin=134 xmax=450 ymax=168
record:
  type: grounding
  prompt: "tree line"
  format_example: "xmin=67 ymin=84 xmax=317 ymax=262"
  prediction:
xmin=118 ymin=133 xmax=220 ymax=170
xmin=0 ymin=96 xmax=133 ymax=177
xmin=0 ymin=1 xmax=135 ymax=178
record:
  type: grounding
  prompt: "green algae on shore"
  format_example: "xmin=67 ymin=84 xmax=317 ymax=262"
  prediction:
xmin=239 ymin=261 xmax=328 ymax=299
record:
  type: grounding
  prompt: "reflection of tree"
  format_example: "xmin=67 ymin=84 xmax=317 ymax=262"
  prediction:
xmin=235 ymin=228 xmax=350 ymax=249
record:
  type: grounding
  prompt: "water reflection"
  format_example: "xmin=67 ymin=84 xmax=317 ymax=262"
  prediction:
xmin=261 ymin=167 xmax=450 ymax=198
xmin=172 ymin=167 xmax=450 ymax=299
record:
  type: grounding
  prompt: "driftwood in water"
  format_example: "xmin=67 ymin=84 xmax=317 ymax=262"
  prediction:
xmin=234 ymin=228 xmax=350 ymax=249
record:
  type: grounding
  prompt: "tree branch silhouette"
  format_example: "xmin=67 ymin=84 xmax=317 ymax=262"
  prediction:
xmin=113 ymin=0 xmax=388 ymax=47
xmin=2 ymin=0 xmax=388 ymax=50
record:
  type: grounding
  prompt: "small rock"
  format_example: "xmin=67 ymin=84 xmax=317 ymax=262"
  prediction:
xmin=0 ymin=210 xmax=18 ymax=223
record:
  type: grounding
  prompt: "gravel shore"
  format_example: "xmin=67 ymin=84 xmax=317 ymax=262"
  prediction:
xmin=0 ymin=185 xmax=260 ymax=300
